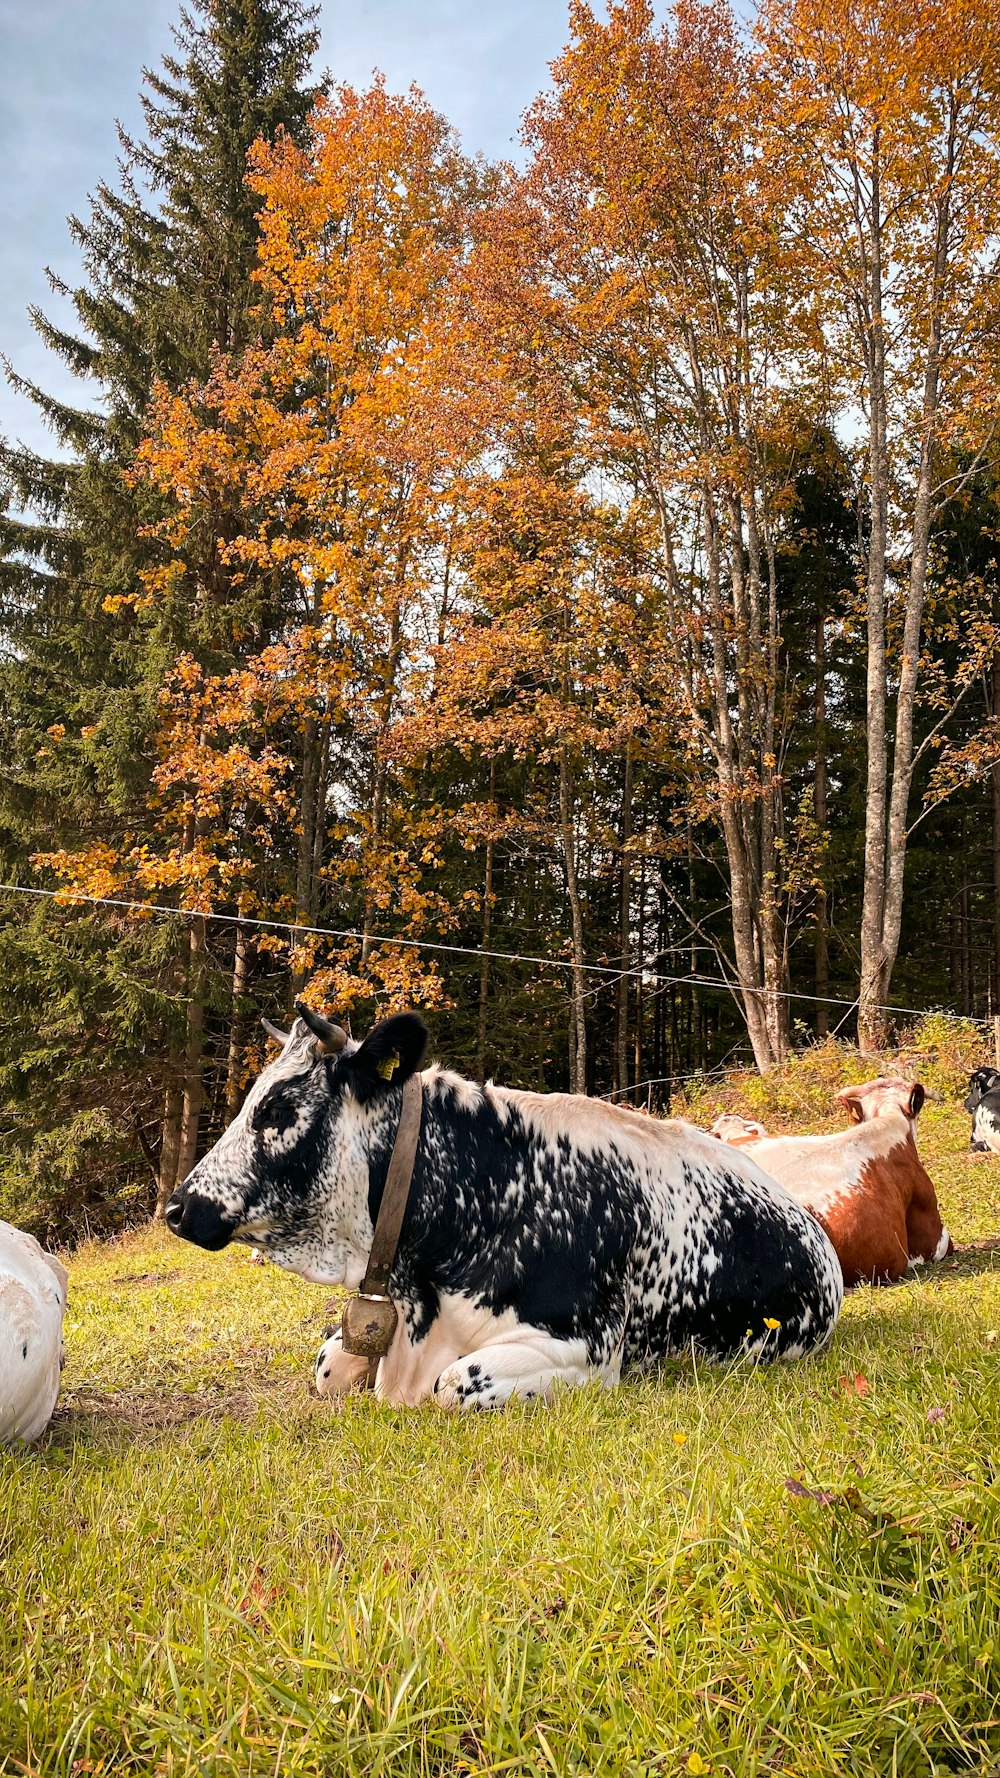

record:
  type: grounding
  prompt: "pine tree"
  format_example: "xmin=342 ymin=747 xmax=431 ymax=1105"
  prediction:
xmin=0 ymin=0 xmax=322 ymax=1235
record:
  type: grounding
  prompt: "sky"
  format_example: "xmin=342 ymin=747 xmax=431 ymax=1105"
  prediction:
xmin=0 ymin=0 xmax=573 ymax=458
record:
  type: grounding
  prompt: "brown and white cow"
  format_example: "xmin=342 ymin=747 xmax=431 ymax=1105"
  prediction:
xmin=710 ymin=1079 xmax=952 ymax=1287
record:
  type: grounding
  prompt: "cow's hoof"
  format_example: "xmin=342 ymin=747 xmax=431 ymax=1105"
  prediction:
xmin=315 ymin=1328 xmax=374 ymax=1398
xmin=432 ymin=1366 xmax=461 ymax=1409
xmin=433 ymin=1361 xmax=494 ymax=1410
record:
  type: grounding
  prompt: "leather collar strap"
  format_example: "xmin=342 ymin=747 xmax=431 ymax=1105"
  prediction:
xmin=361 ymin=1070 xmax=423 ymax=1298
xmin=339 ymin=1072 xmax=423 ymax=1382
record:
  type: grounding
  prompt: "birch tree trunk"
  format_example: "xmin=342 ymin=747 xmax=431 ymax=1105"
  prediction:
xmin=858 ymin=108 xmax=955 ymax=1049
xmin=856 ymin=130 xmax=893 ymax=1052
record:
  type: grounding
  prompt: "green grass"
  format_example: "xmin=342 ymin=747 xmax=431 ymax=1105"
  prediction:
xmin=4 ymin=1086 xmax=1000 ymax=1776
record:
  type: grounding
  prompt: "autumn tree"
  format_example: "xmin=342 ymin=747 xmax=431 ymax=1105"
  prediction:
xmin=43 ymin=88 xmax=485 ymax=1085
xmin=760 ymin=0 xmax=1000 ymax=1048
xmin=470 ymin=0 xmax=828 ymax=1070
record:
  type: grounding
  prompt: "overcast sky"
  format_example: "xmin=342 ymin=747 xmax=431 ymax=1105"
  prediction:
xmin=0 ymin=0 xmax=572 ymax=457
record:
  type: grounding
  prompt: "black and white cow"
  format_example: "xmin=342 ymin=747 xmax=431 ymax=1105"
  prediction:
xmin=165 ymin=1009 xmax=843 ymax=1408
xmin=964 ymin=1068 xmax=1000 ymax=1154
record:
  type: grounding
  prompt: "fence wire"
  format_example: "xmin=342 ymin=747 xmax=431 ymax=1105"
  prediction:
xmin=0 ymin=879 xmax=992 ymax=1029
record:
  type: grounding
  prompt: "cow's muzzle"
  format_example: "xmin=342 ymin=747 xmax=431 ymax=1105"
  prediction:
xmin=164 ymin=1187 xmax=235 ymax=1251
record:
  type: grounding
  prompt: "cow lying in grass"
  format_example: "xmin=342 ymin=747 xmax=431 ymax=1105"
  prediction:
xmin=710 ymin=1078 xmax=952 ymax=1287
xmin=166 ymin=1008 xmax=843 ymax=1408
xmin=0 ymin=1221 xmax=67 ymax=1443
xmin=964 ymin=1068 xmax=1000 ymax=1154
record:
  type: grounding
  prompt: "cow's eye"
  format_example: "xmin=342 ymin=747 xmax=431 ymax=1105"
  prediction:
xmin=251 ymin=1092 xmax=296 ymax=1135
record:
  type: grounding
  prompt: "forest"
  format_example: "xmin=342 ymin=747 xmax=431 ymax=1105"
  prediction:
xmin=3 ymin=0 xmax=1000 ymax=1238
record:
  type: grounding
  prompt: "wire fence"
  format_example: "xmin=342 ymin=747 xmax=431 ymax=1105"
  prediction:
xmin=0 ymin=878 xmax=994 ymax=1033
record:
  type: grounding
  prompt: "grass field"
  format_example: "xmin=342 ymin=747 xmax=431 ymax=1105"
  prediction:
xmin=3 ymin=1048 xmax=1000 ymax=1777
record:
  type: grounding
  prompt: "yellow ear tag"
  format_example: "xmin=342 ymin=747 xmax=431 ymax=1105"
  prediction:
xmin=376 ymin=1050 xmax=400 ymax=1082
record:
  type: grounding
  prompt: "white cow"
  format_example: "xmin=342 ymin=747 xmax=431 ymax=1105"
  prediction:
xmin=0 ymin=1221 xmax=68 ymax=1443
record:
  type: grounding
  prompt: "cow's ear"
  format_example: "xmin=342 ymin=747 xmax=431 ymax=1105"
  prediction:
xmin=836 ymin=1085 xmax=864 ymax=1125
xmin=907 ymin=1082 xmax=925 ymax=1118
xmin=346 ymin=1013 xmax=428 ymax=1100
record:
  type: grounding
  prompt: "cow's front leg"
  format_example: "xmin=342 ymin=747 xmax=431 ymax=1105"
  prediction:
xmin=315 ymin=1327 xmax=373 ymax=1397
xmin=432 ymin=1331 xmax=616 ymax=1410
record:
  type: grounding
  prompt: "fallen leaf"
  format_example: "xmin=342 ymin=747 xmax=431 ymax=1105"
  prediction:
xmin=236 ymin=1565 xmax=280 ymax=1624
xmin=838 ymin=1372 xmax=870 ymax=1398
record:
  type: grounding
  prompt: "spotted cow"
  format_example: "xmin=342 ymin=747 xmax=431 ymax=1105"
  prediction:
xmin=963 ymin=1068 xmax=1000 ymax=1154
xmin=710 ymin=1078 xmax=952 ymax=1287
xmin=166 ymin=1009 xmax=843 ymax=1408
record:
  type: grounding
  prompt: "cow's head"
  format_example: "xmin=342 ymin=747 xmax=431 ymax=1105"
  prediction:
xmin=964 ymin=1067 xmax=1000 ymax=1114
xmin=709 ymin=1114 xmax=768 ymax=1145
xmin=164 ymin=1005 xmax=428 ymax=1283
xmin=836 ymin=1077 xmax=925 ymax=1125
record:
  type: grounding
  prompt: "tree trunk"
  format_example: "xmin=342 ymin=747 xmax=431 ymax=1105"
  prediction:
xmin=175 ymin=915 xmax=207 ymax=1185
xmin=701 ymin=485 xmax=782 ymax=1073
xmin=858 ymin=134 xmax=891 ymax=1052
xmin=982 ymin=657 xmax=989 ymax=1024
xmin=616 ymin=748 xmax=634 ymax=1099
xmin=476 ymin=761 xmax=496 ymax=1084
xmin=559 ymin=751 xmax=588 ymax=1094
xmin=155 ymin=1083 xmax=184 ymax=1217
xmin=960 ymin=818 xmax=972 ymax=1016
xmin=633 ymin=855 xmax=645 ymax=1095
xmin=291 ymin=714 xmax=321 ymax=995
xmin=225 ymin=922 xmax=251 ymax=1121
xmin=991 ymin=656 xmax=1000 ymax=1017
xmin=686 ymin=826 xmax=699 ymax=1079
xmin=814 ymin=610 xmax=830 ymax=1038
xmin=859 ymin=113 xmax=954 ymax=1049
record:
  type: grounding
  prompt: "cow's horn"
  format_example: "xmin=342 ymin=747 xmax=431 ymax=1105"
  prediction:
xmin=295 ymin=1000 xmax=348 ymax=1054
xmin=261 ymin=1016 xmax=291 ymax=1044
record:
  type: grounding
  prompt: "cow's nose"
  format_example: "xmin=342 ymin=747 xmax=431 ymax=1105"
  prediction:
xmin=164 ymin=1187 xmax=235 ymax=1251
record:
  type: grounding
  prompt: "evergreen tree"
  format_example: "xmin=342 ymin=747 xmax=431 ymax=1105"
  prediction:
xmin=0 ymin=0 xmax=321 ymax=1236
